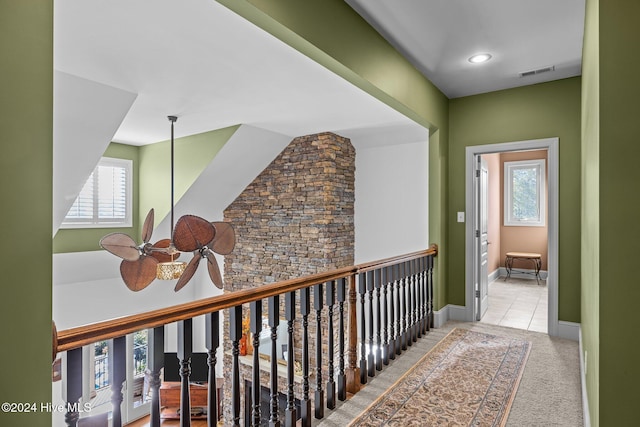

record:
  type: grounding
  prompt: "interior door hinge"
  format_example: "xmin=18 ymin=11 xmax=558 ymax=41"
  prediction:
xmin=475 ymin=230 xmax=480 ymax=237
xmin=475 ymin=290 xmax=480 ymax=297
xmin=475 ymin=169 xmax=480 ymax=178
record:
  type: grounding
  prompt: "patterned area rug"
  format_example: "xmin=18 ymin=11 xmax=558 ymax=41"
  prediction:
xmin=349 ymin=328 xmax=531 ymax=427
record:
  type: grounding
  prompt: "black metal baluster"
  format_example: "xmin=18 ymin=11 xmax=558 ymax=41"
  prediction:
xmin=417 ymin=258 xmax=424 ymax=337
xmin=420 ymin=257 xmax=429 ymax=335
xmin=64 ymin=348 xmax=82 ymax=427
xmin=109 ymin=336 xmax=126 ymax=427
xmin=230 ymin=306 xmax=242 ymax=426
xmin=382 ymin=267 xmax=390 ymax=366
xmin=336 ymin=277 xmax=347 ymax=401
xmin=205 ymin=312 xmax=220 ymax=426
xmin=425 ymin=256 xmax=431 ymax=332
xmin=300 ymin=287 xmax=312 ymax=427
xmin=389 ymin=265 xmax=397 ymax=360
xmin=148 ymin=327 xmax=164 ymax=427
xmin=374 ymin=269 xmax=382 ymax=371
xmin=268 ymin=296 xmax=281 ymax=427
xmin=429 ymin=255 xmax=435 ymax=329
xmin=250 ymin=301 xmax=263 ymax=426
xmin=408 ymin=261 xmax=416 ymax=346
xmin=367 ymin=270 xmax=375 ymax=377
xmin=358 ymin=272 xmax=367 ymax=384
xmin=395 ymin=263 xmax=402 ymax=356
xmin=314 ymin=283 xmax=325 ymax=419
xmin=178 ymin=320 xmax=192 ymax=427
xmin=400 ymin=262 xmax=408 ymax=351
xmin=284 ymin=291 xmax=297 ymax=427
xmin=411 ymin=260 xmax=418 ymax=343
xmin=326 ymin=280 xmax=336 ymax=410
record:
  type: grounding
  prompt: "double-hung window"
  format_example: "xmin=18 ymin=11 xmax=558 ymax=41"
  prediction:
xmin=62 ymin=157 xmax=132 ymax=228
xmin=504 ymin=159 xmax=545 ymax=226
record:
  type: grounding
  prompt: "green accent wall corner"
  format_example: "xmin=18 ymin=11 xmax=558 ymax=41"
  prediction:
xmin=138 ymin=125 xmax=238 ymax=231
xmin=0 ymin=1 xmax=53 ymax=426
xmin=449 ymin=78 xmax=582 ymax=323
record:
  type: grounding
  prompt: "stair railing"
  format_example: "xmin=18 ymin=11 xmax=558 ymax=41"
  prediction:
xmin=53 ymin=245 xmax=437 ymax=427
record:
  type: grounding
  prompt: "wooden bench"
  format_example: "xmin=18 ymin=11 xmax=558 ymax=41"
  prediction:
xmin=505 ymin=252 xmax=542 ymax=284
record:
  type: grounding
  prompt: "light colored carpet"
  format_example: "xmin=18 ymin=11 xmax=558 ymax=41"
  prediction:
xmin=316 ymin=321 xmax=583 ymax=427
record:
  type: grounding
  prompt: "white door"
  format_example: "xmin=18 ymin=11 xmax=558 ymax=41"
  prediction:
xmin=124 ymin=330 xmax=151 ymax=423
xmin=476 ymin=156 xmax=489 ymax=320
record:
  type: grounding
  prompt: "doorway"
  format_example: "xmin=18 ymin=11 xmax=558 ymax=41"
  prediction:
xmin=465 ymin=138 xmax=559 ymax=336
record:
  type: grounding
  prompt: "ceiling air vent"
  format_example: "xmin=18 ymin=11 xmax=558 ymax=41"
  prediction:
xmin=519 ymin=65 xmax=555 ymax=78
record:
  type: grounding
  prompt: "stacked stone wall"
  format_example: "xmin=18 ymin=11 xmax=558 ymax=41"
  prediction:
xmin=221 ymin=132 xmax=355 ymax=424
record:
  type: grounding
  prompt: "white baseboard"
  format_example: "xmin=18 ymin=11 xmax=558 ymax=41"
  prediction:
xmin=488 ymin=269 xmax=500 ymax=283
xmin=433 ymin=304 xmax=469 ymax=328
xmin=433 ymin=305 xmax=448 ymax=328
xmin=558 ymin=321 xmax=580 ymax=341
xmin=579 ymin=327 xmax=591 ymax=427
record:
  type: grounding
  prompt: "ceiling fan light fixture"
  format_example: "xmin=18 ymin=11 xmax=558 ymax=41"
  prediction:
xmin=100 ymin=115 xmax=235 ymax=291
xmin=157 ymin=260 xmax=187 ymax=280
xmin=468 ymin=53 xmax=492 ymax=64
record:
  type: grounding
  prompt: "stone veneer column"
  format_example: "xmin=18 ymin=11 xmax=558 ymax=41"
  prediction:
xmin=221 ymin=132 xmax=355 ymax=424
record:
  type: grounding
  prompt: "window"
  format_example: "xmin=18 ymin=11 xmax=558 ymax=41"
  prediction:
xmin=504 ymin=159 xmax=545 ymax=226
xmin=62 ymin=157 xmax=132 ymax=228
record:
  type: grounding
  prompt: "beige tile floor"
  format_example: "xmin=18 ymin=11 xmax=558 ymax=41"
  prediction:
xmin=479 ymin=276 xmax=548 ymax=333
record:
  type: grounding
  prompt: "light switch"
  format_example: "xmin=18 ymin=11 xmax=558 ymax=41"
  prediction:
xmin=457 ymin=212 xmax=465 ymax=222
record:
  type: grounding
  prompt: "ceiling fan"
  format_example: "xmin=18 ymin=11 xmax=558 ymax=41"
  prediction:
xmin=99 ymin=116 xmax=235 ymax=292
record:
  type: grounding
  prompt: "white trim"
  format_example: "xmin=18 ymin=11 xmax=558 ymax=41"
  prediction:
xmin=504 ymin=159 xmax=546 ymax=227
xmin=465 ymin=138 xmax=560 ymax=336
xmin=433 ymin=305 xmax=449 ymax=328
xmin=433 ymin=304 xmax=469 ymax=327
xmin=558 ymin=321 xmax=580 ymax=341
xmin=449 ymin=304 xmax=471 ymax=322
xmin=488 ymin=269 xmax=500 ymax=283
xmin=579 ymin=327 xmax=591 ymax=427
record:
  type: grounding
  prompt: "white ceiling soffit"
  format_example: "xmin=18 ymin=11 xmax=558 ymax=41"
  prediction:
xmin=346 ymin=0 xmax=585 ymax=98
xmin=53 ymin=71 xmax=137 ymax=234
xmin=54 ymin=0 xmax=425 ymax=147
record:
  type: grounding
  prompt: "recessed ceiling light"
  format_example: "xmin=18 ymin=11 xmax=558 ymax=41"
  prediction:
xmin=468 ymin=53 xmax=492 ymax=64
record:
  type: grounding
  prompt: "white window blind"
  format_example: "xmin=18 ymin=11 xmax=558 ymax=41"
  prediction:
xmin=63 ymin=157 xmax=132 ymax=228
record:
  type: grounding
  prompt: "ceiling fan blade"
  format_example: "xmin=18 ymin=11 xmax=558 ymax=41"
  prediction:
xmin=100 ymin=233 xmax=140 ymax=261
xmin=173 ymin=215 xmax=216 ymax=252
xmin=210 ymin=222 xmax=236 ymax=255
xmin=205 ymin=251 xmax=224 ymax=289
xmin=149 ymin=238 xmax=180 ymax=263
xmin=174 ymin=254 xmax=201 ymax=292
xmin=141 ymin=208 xmax=155 ymax=244
xmin=120 ymin=256 xmax=158 ymax=292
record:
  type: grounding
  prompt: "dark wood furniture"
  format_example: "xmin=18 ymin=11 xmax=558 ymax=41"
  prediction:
xmin=505 ymin=251 xmax=542 ymax=284
xmin=159 ymin=379 xmax=223 ymax=420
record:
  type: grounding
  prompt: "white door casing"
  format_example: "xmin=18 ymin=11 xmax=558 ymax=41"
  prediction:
xmin=464 ymin=138 xmax=559 ymax=336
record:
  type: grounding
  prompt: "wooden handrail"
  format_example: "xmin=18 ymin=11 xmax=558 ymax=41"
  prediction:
xmin=54 ymin=245 xmax=437 ymax=355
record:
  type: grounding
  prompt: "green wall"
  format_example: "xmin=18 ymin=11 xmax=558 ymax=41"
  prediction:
xmin=53 ymin=143 xmax=140 ymax=253
xmin=139 ymin=126 xmax=237 ymax=231
xmin=53 ymin=127 xmax=237 ymax=253
xmin=581 ymin=0 xmax=599 ymax=423
xmin=216 ymin=0 xmax=447 ymax=133
xmin=449 ymin=78 xmax=582 ymax=322
xmin=214 ymin=0 xmax=450 ymax=309
xmin=597 ymin=0 xmax=640 ymax=424
xmin=429 ymin=129 xmax=448 ymax=310
xmin=0 ymin=1 xmax=53 ymax=426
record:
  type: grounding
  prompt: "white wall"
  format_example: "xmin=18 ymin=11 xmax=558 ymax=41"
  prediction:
xmin=353 ymin=139 xmax=429 ymax=264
